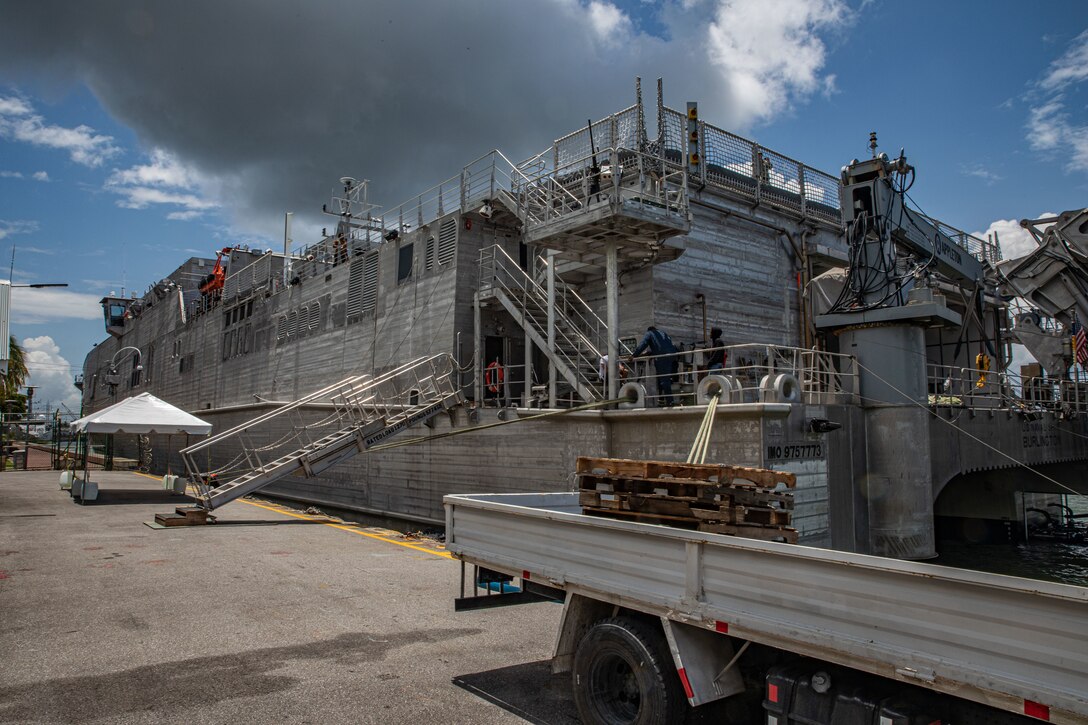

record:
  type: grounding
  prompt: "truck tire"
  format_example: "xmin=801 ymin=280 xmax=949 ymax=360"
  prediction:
xmin=572 ymin=616 xmax=687 ymax=725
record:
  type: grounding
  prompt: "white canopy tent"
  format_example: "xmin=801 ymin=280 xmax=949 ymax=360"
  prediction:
xmin=71 ymin=392 xmax=212 ymax=435
xmin=68 ymin=393 xmax=211 ymax=502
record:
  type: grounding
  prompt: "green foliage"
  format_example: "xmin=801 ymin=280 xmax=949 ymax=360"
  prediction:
xmin=2 ymin=335 xmax=29 ymax=405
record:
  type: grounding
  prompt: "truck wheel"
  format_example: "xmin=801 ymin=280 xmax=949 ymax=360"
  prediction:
xmin=572 ymin=616 xmax=687 ymax=725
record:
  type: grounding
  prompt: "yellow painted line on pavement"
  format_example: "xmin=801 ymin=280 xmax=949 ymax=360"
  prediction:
xmin=131 ymin=471 xmax=451 ymax=559
xmin=241 ymin=499 xmax=452 ymax=559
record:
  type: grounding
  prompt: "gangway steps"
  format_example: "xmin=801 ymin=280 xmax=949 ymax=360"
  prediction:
xmin=181 ymin=354 xmax=463 ymax=512
xmin=201 ymin=392 xmax=460 ymax=510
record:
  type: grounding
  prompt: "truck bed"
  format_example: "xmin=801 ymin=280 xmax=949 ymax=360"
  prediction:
xmin=445 ymin=492 xmax=1088 ymax=722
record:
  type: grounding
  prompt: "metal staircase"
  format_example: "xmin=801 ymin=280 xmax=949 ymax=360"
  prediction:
xmin=480 ymin=245 xmax=631 ymax=402
xmin=180 ymin=354 xmax=463 ymax=511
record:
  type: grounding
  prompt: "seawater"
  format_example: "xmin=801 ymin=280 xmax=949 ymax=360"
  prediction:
xmin=935 ymin=495 xmax=1088 ymax=587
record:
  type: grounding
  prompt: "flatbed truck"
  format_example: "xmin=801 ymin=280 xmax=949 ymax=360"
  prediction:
xmin=445 ymin=492 xmax=1088 ymax=724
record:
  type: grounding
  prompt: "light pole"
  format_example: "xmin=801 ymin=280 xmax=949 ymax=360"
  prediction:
xmin=106 ymin=346 xmax=143 ymax=396
xmin=23 ymin=386 xmax=35 ymax=470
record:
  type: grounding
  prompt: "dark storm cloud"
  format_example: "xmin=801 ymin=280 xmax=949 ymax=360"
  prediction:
xmin=0 ymin=0 xmax=849 ymax=240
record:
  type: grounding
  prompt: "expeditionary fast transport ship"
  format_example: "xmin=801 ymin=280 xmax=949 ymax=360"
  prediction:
xmin=78 ymin=79 xmax=1088 ymax=559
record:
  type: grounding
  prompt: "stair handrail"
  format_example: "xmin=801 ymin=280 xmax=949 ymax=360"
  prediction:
xmin=483 ymin=246 xmax=605 ymax=360
xmin=479 ymin=246 xmax=606 ymax=399
xmin=535 ymin=254 xmax=634 ymax=358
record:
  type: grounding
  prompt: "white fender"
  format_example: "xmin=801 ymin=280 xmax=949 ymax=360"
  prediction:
xmin=618 ymin=381 xmax=647 ymax=409
xmin=697 ymin=374 xmax=735 ymax=405
xmin=760 ymin=373 xmax=801 ymax=403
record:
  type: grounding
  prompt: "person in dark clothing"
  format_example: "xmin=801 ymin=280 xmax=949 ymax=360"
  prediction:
xmin=706 ymin=327 xmax=726 ymax=371
xmin=630 ymin=326 xmax=679 ymax=406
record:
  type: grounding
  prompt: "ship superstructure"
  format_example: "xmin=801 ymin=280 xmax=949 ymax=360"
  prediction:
xmin=79 ymin=80 xmax=1088 ymax=558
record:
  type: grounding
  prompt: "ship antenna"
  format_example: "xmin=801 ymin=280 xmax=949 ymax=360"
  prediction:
xmin=869 ymin=131 xmax=878 ymax=159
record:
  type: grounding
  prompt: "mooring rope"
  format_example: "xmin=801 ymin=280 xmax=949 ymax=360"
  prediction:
xmin=686 ymin=392 xmax=721 ymax=464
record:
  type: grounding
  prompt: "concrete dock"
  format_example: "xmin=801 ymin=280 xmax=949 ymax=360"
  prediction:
xmin=0 ymin=471 xmax=576 ymax=724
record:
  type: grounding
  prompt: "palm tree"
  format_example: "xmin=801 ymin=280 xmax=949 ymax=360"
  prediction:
xmin=2 ymin=335 xmax=28 ymax=402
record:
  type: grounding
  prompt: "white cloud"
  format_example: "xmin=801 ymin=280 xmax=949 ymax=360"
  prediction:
xmin=21 ymin=335 xmax=82 ymax=414
xmin=106 ymin=148 xmax=219 ymax=218
xmin=0 ymin=95 xmax=120 ymax=167
xmin=167 ymin=210 xmax=202 ymax=221
xmin=0 ymin=219 xmax=39 ymax=240
xmin=1040 ymin=29 xmax=1088 ymax=91
xmin=0 ymin=170 xmax=50 ymax=181
xmin=587 ymin=2 xmax=633 ymax=44
xmin=9 ymin=287 xmax=103 ymax=324
xmin=1026 ymin=32 xmax=1088 ymax=173
xmin=0 ymin=96 xmax=32 ymax=116
xmin=975 ymin=212 xmax=1057 ymax=261
xmin=705 ymin=0 xmax=848 ymax=125
xmin=960 ymin=164 xmax=1002 ymax=184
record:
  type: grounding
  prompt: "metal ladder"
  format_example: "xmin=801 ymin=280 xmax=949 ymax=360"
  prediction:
xmin=180 ymin=354 xmax=463 ymax=511
xmin=479 ymin=245 xmax=629 ymax=402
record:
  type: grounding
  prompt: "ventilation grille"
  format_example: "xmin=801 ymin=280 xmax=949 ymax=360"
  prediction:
xmin=438 ymin=217 xmax=457 ymax=266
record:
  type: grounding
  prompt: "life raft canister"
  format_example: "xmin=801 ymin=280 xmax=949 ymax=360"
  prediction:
xmin=486 ymin=361 xmax=504 ymax=393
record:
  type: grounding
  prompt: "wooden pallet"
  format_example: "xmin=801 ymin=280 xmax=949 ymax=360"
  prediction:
xmin=576 ymin=456 xmax=797 ymax=543
xmin=576 ymin=456 xmax=796 ymax=489
xmin=154 ymin=506 xmax=214 ymax=527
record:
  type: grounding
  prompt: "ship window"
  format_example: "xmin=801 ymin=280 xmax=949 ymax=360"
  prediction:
xmin=129 ymin=355 xmax=142 ymax=387
xmin=276 ymin=314 xmax=287 ymax=342
xmin=287 ymin=309 xmax=299 ymax=338
xmin=145 ymin=344 xmax=154 ymax=384
xmin=308 ymin=301 xmax=321 ymax=331
xmin=438 ymin=217 xmax=456 ymax=266
xmin=398 ymin=243 xmax=414 ymax=283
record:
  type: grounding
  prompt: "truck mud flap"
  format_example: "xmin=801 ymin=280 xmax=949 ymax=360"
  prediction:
xmin=455 ymin=565 xmax=563 ymax=611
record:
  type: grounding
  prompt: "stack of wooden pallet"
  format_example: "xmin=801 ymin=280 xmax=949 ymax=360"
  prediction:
xmin=576 ymin=456 xmax=798 ymax=543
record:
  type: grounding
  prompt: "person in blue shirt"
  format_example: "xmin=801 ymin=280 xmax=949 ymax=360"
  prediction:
xmin=630 ymin=326 xmax=679 ymax=406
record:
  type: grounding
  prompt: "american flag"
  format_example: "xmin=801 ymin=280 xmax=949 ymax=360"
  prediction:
xmin=1073 ymin=320 xmax=1088 ymax=366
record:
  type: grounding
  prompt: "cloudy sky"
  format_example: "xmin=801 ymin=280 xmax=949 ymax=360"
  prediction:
xmin=0 ymin=0 xmax=1086 ymax=413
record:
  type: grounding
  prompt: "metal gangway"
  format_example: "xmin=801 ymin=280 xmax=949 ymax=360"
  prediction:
xmin=180 ymin=354 xmax=463 ymax=511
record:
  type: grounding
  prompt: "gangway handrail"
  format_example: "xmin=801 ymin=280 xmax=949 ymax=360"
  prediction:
xmin=182 ymin=354 xmax=448 ymax=456
xmin=181 ymin=374 xmax=369 ymax=455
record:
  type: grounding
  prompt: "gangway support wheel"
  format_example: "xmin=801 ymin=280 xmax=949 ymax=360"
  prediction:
xmin=572 ymin=616 xmax=688 ymax=725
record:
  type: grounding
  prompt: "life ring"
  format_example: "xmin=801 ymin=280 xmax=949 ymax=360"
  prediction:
xmin=485 ymin=361 xmax=504 ymax=393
